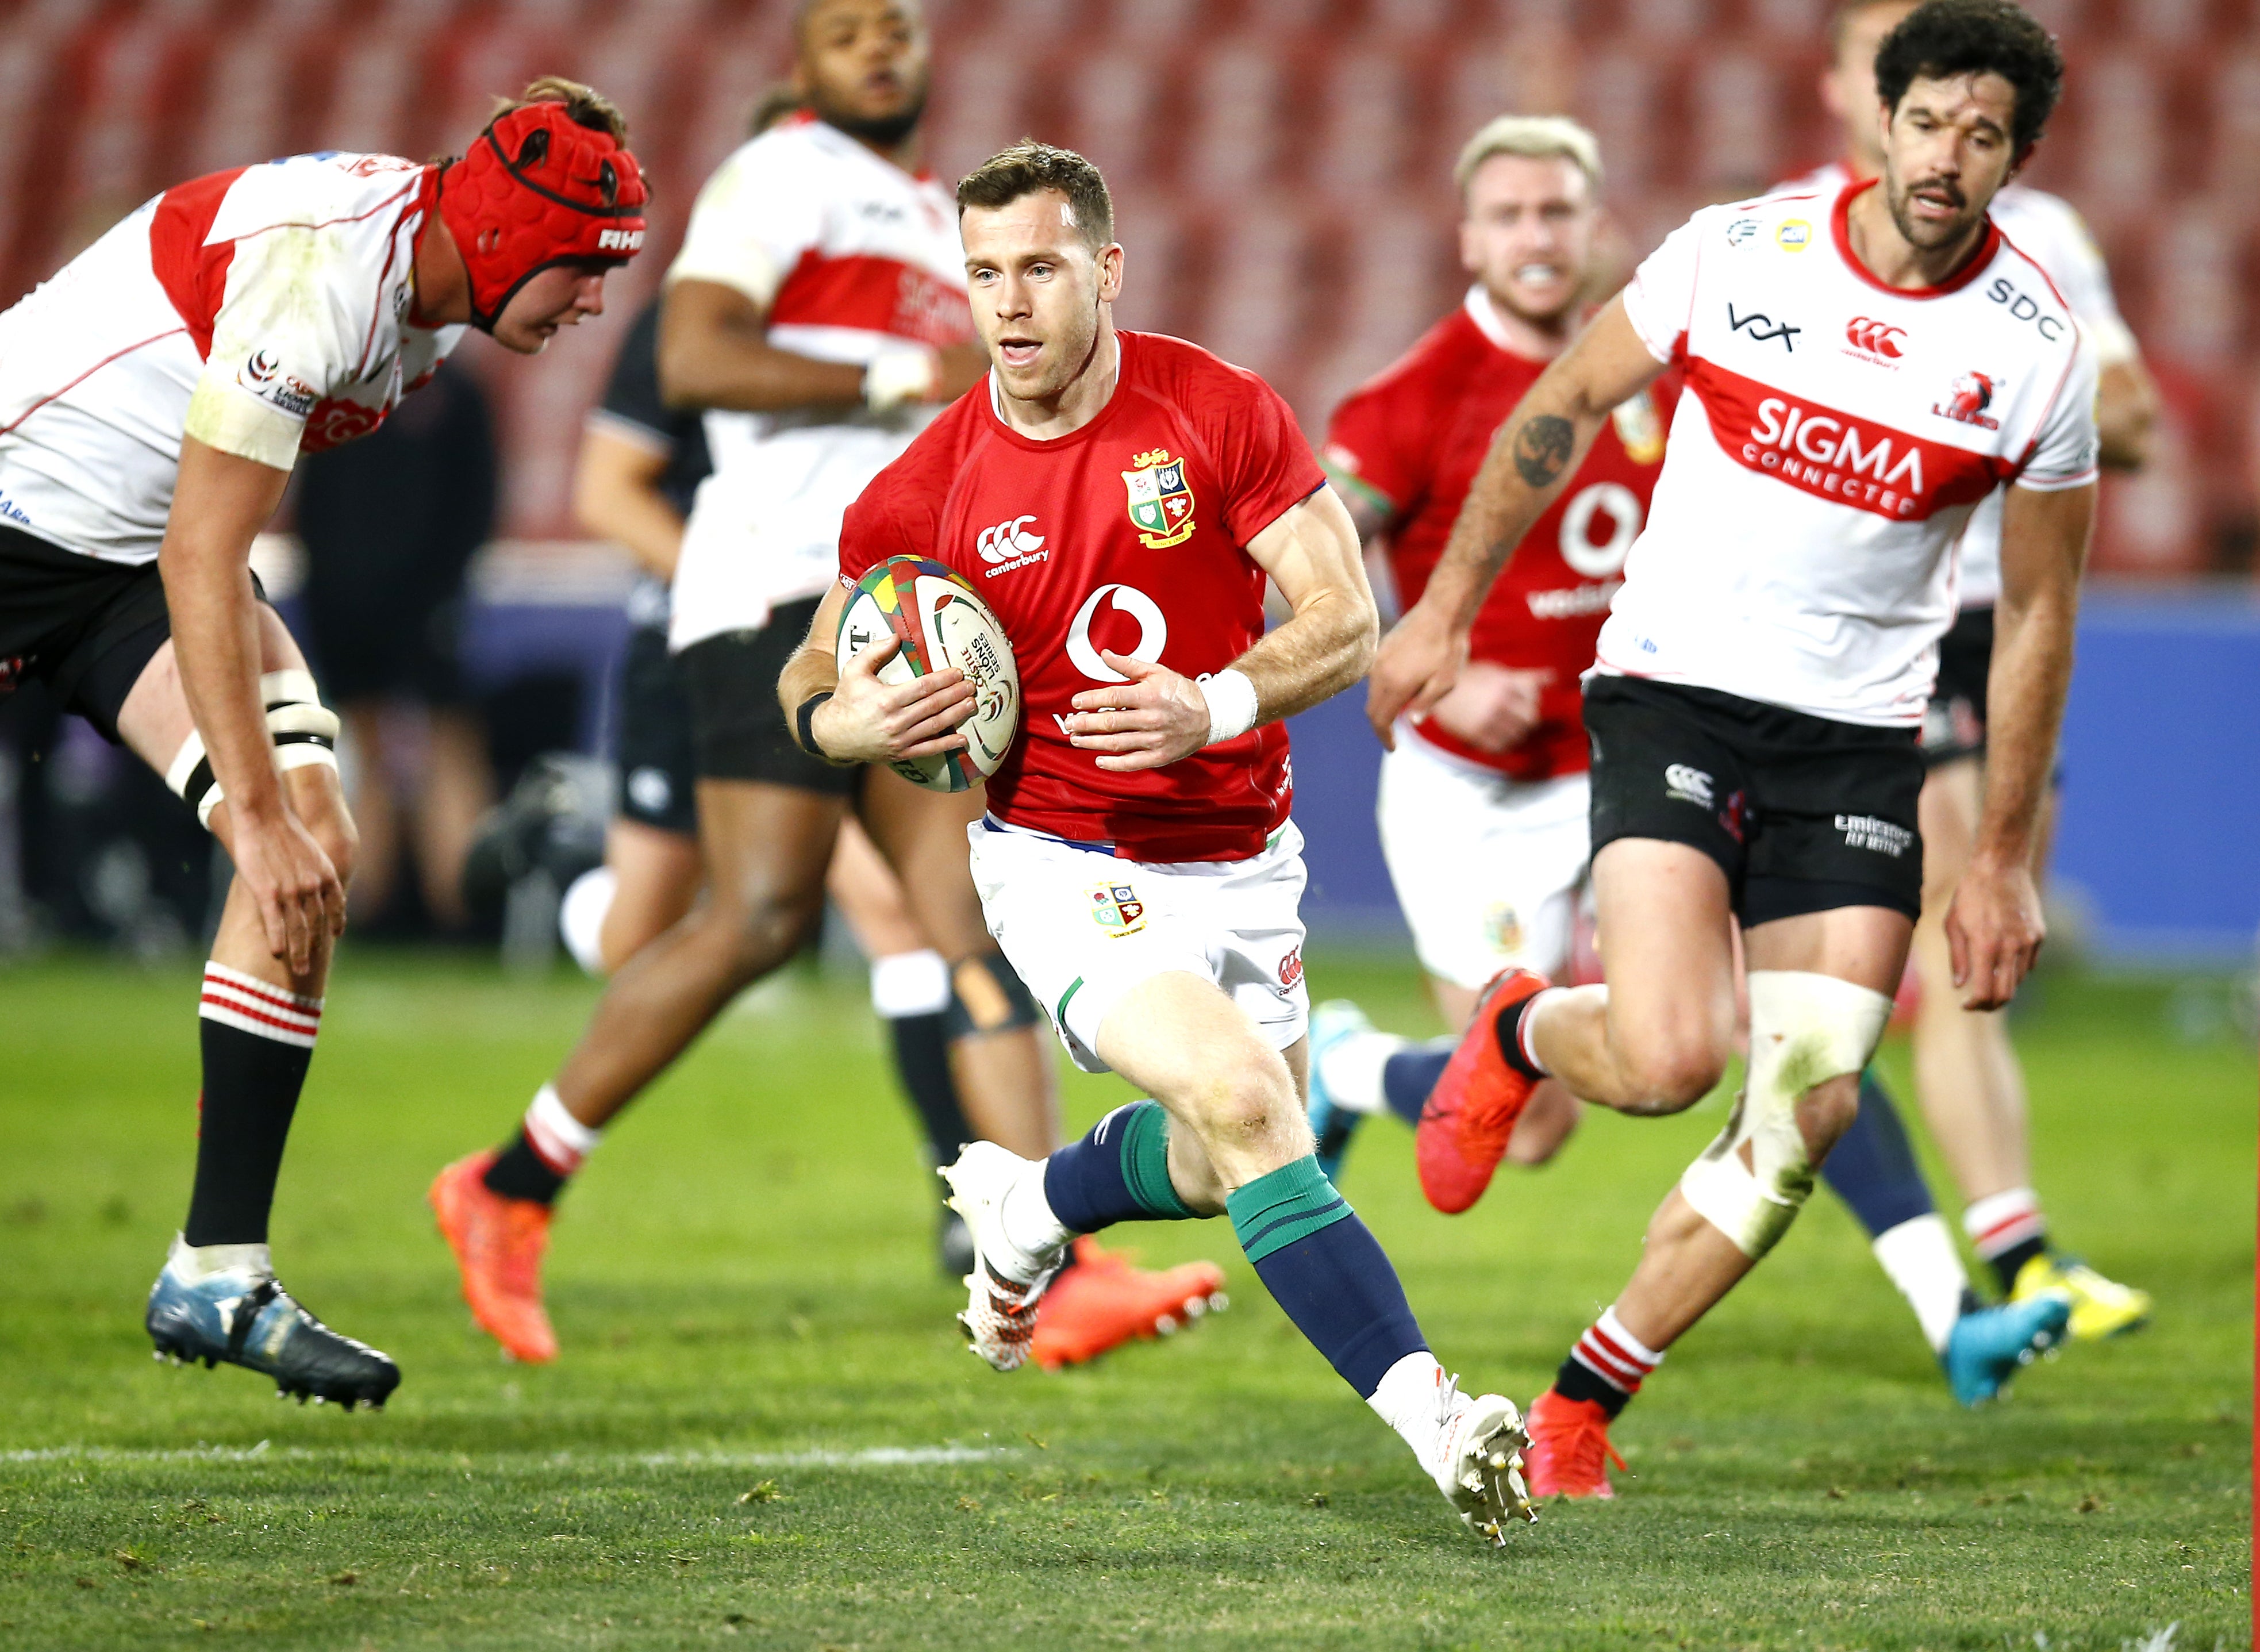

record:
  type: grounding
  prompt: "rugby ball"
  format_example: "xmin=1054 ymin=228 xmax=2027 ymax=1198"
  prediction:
xmin=836 ymin=555 xmax=1022 ymax=793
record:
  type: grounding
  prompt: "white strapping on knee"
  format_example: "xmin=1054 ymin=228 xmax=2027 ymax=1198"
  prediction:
xmin=870 ymin=948 xmax=951 ymax=1019
xmin=1679 ymin=970 xmax=1893 ymax=1259
xmin=165 ymin=671 xmax=341 ymax=830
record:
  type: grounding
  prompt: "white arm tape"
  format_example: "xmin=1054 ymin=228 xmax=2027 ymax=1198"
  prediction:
xmin=862 ymin=345 xmax=939 ymax=413
xmin=1678 ymin=970 xmax=1893 ymax=1259
xmin=1200 ymin=669 xmax=1260 ymax=747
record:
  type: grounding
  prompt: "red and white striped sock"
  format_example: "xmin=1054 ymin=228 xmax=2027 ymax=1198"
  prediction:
xmin=199 ymin=962 xmax=322 ymax=1048
xmin=522 ymin=1084 xmax=601 ymax=1178
xmin=1963 ymin=1188 xmax=2045 ymax=1263
xmin=1569 ymin=1306 xmax=1665 ymax=1398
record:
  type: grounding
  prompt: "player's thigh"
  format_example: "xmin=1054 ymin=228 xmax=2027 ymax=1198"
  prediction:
xmin=829 ymin=809 xmax=936 ymax=959
xmin=856 ymin=766 xmax=989 ymax=958
xmin=1590 ymin=836 xmax=1740 ymax=1077
xmin=1742 ymin=904 xmax=1914 ymax=998
xmin=114 ymin=603 xmax=312 ymax=776
xmin=1915 ymin=755 xmax=1982 ymax=918
xmin=1093 ymin=969 xmax=1298 ymax=1138
xmin=693 ymin=778 xmax=845 ymax=931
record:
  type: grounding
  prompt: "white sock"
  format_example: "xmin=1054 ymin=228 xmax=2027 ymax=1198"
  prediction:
xmin=559 ymin=867 xmax=617 ymax=977
xmin=869 ymin=948 xmax=951 ymax=1019
xmin=1515 ymin=988 xmax=1558 ymax=1077
xmin=994 ymin=1159 xmax=1073 ymax=1282
xmin=525 ymin=1083 xmax=602 ymax=1175
xmin=1963 ymin=1186 xmax=2045 ymax=1264
xmin=1316 ymin=1029 xmax=1404 ymax=1116
xmin=1871 ymin=1213 xmax=1973 ymax=1354
xmin=167 ymin=1233 xmax=272 ymax=1284
xmin=1367 ymin=1349 xmax=1451 ymax=1470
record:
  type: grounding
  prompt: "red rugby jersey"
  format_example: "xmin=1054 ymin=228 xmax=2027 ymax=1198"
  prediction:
xmin=838 ymin=331 xmax=1325 ymax=862
xmin=1323 ymin=288 xmax=1675 ymax=781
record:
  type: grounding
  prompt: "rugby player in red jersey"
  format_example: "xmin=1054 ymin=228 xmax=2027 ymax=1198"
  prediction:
xmin=1369 ymin=0 xmax=2089 ymax=1495
xmin=0 ymin=79 xmax=647 ymax=1407
xmin=781 ymin=143 xmax=1536 ymax=1544
xmin=1302 ymin=114 xmax=1670 ymax=1179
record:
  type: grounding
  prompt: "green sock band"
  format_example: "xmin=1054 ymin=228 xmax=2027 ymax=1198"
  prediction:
xmin=1120 ymin=1100 xmax=1193 ymax=1220
xmin=1225 ymin=1155 xmax=1353 ymax=1265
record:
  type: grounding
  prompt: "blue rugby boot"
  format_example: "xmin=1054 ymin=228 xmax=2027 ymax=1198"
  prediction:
xmin=1942 ymin=1293 xmax=2071 ymax=1407
xmin=146 ymin=1238 xmax=401 ymax=1410
xmin=1307 ymin=1000 xmax=1377 ymax=1184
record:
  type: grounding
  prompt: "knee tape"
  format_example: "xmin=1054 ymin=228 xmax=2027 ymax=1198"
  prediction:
xmin=1679 ymin=970 xmax=1893 ymax=1259
xmin=944 ymin=950 xmax=1040 ymax=1040
xmin=164 ymin=670 xmax=341 ymax=831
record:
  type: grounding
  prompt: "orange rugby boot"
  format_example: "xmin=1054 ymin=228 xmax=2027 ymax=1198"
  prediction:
xmin=1415 ymin=969 xmax=1550 ymax=1213
xmin=1523 ymin=1388 xmax=1627 ymax=1500
xmin=429 ymin=1151 xmax=559 ymax=1364
xmin=1028 ymin=1239 xmax=1228 ymax=1370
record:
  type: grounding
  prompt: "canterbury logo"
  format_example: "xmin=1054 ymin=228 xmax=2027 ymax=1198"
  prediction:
xmin=1845 ymin=317 xmax=1906 ymax=358
xmin=976 ymin=514 xmax=1045 ymax=563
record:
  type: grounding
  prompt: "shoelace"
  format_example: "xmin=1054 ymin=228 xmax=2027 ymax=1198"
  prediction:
xmin=1552 ymin=1412 xmax=1627 ymax=1485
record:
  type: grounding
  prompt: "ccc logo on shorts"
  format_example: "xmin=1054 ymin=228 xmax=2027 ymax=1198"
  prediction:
xmin=1664 ymin=764 xmax=1714 ymax=808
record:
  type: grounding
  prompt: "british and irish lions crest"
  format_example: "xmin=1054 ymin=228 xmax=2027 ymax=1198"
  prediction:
xmin=1123 ymin=449 xmax=1197 ymax=549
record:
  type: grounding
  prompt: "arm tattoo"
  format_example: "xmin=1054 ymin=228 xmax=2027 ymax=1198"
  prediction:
xmin=1511 ymin=414 xmax=1575 ymax=489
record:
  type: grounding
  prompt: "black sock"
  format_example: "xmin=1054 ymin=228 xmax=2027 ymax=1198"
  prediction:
xmin=887 ymin=1009 xmax=974 ymax=1165
xmin=183 ymin=965 xmax=321 ymax=1247
xmin=1493 ymin=992 xmax=1548 ymax=1083
xmin=483 ymin=1130 xmax=568 ymax=1205
xmin=1988 ymin=1234 xmax=2050 ymax=1295
xmin=1552 ymin=1358 xmax=1632 ymax=1420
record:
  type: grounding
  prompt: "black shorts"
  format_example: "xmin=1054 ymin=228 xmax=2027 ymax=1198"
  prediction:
xmin=679 ymin=597 xmax=856 ymax=796
xmin=613 ymin=622 xmax=698 ymax=835
xmin=1584 ymin=675 xmax=1925 ymax=925
xmin=1920 ymin=605 xmax=1992 ymax=769
xmin=0 ymin=525 xmax=273 ymax=743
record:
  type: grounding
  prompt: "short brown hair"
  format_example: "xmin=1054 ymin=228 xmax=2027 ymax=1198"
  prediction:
xmin=955 ymin=141 xmax=1113 ymax=249
xmin=493 ymin=76 xmax=629 ymax=143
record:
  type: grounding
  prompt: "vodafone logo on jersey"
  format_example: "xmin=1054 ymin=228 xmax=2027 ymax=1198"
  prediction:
xmin=975 ymin=514 xmax=1047 ymax=576
xmin=1843 ymin=317 xmax=1906 ymax=361
xmin=1685 ymin=359 xmax=2008 ymax=521
xmin=1065 ymin=583 xmax=1166 ymax=683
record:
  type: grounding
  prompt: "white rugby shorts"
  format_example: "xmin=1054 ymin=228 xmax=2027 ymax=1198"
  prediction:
xmin=967 ymin=816 xmax=1310 ymax=1075
xmin=1377 ymin=729 xmax=1591 ymax=989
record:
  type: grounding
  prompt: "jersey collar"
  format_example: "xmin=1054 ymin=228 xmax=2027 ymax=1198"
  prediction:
xmin=1830 ymin=176 xmax=2002 ymax=300
xmin=979 ymin=331 xmax=1130 ymax=450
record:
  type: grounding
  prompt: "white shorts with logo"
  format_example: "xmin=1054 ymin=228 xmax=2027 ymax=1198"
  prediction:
xmin=967 ymin=816 xmax=1310 ymax=1075
xmin=1377 ymin=728 xmax=1591 ymax=990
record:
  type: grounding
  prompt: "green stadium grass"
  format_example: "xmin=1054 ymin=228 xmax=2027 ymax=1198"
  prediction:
xmin=0 ymin=948 xmax=2248 ymax=1650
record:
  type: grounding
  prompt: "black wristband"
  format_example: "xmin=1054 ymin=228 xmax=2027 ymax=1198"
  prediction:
xmin=795 ymin=691 xmax=835 ymax=758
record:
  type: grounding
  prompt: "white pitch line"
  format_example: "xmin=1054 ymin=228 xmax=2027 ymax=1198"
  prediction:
xmin=3 ymin=1442 xmax=1013 ymax=1469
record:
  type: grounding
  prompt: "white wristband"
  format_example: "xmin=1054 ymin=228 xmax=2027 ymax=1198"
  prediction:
xmin=1200 ymin=669 xmax=1260 ymax=747
xmin=862 ymin=345 xmax=939 ymax=412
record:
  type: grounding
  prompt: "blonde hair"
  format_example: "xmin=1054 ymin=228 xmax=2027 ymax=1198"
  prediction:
xmin=492 ymin=76 xmax=629 ymax=144
xmin=1454 ymin=114 xmax=1603 ymax=198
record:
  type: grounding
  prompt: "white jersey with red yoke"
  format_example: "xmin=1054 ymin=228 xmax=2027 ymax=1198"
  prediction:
xmin=1777 ymin=163 xmax=2135 ymax=606
xmin=0 ymin=153 xmax=462 ymax=566
xmin=1601 ymin=178 xmax=2097 ymax=728
xmin=666 ymin=116 xmax=974 ymax=651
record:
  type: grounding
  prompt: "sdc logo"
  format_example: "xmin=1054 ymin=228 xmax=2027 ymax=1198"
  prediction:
xmin=1845 ymin=316 xmax=1907 ymax=358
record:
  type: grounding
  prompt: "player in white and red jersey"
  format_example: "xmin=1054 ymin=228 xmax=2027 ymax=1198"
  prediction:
xmin=1369 ymin=0 xmax=2091 ymax=1496
xmin=0 ymin=78 xmax=649 ymax=1407
xmin=1300 ymin=116 xmax=1672 ymax=1184
xmin=782 ymin=142 xmax=1538 ymax=1545
xmin=1765 ymin=0 xmax=2153 ymax=1347
xmin=433 ymin=1 xmax=1229 ymax=1376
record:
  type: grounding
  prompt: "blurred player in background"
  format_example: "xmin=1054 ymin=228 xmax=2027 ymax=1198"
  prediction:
xmin=1306 ymin=116 xmax=1669 ymax=1180
xmin=786 ymin=141 xmax=1537 ymax=1545
xmin=1771 ymin=0 xmax=2153 ymax=1346
xmin=0 ymin=78 xmax=646 ymax=1407
xmin=1317 ymin=109 xmax=2075 ymax=1408
xmin=433 ymin=0 xmax=1224 ymax=1370
xmin=1370 ymin=0 xmax=2090 ymax=1496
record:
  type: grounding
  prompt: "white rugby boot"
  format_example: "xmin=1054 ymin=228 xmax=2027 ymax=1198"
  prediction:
xmin=1428 ymin=1380 xmax=1537 ymax=1544
xmin=940 ymin=1142 xmax=1067 ymax=1373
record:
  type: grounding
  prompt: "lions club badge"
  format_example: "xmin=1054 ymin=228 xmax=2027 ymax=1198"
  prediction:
xmin=1088 ymin=881 xmax=1148 ymax=936
xmin=1122 ymin=450 xmax=1197 ymax=549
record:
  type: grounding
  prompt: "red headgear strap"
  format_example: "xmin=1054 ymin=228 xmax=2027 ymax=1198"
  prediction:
xmin=437 ymin=100 xmax=648 ymax=333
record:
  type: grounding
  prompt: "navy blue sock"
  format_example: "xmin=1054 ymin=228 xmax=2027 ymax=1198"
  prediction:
xmin=1381 ymin=1043 xmax=1451 ymax=1127
xmin=1041 ymin=1101 xmax=1194 ymax=1234
xmin=1227 ymin=1156 xmax=1427 ymax=1397
xmin=1821 ymin=1070 xmax=1937 ymax=1239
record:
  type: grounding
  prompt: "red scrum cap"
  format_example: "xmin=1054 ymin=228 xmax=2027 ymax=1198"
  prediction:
xmin=437 ymin=99 xmax=648 ymax=332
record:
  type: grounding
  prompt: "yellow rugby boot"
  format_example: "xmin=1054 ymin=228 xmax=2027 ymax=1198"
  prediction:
xmin=2012 ymin=1254 xmax=2151 ymax=1341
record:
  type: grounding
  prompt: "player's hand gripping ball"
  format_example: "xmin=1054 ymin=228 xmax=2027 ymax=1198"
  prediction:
xmin=836 ymin=556 xmax=1022 ymax=793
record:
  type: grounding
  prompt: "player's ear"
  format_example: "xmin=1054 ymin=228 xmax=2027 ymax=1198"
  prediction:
xmin=1097 ymin=241 xmax=1125 ymax=304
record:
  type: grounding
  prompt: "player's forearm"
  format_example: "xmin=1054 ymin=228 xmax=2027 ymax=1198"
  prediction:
xmin=2093 ymin=359 xmax=2158 ymax=472
xmin=576 ymin=482 xmax=686 ymax=581
xmin=658 ymin=284 xmax=866 ymax=413
xmin=160 ymin=531 xmax=285 ymax=821
xmin=1975 ymin=491 xmax=2092 ymax=871
xmin=1233 ymin=583 xmax=1378 ymax=725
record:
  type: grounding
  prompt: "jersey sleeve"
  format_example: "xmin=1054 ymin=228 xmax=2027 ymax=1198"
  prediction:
xmin=666 ymin=137 xmax=825 ymax=310
xmin=588 ymin=302 xmax=672 ymax=452
xmin=182 ymin=226 xmax=366 ymax=471
xmin=1205 ymin=364 xmax=1326 ymax=545
xmin=1321 ymin=376 xmax=1420 ymax=521
xmin=2013 ymin=335 xmax=2101 ymax=491
xmin=1620 ymin=213 xmax=1707 ymax=366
